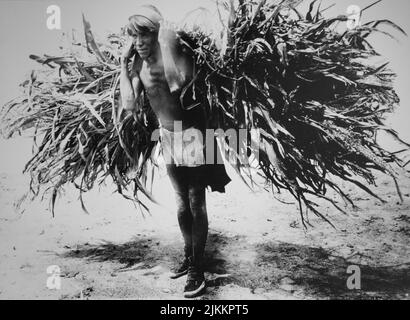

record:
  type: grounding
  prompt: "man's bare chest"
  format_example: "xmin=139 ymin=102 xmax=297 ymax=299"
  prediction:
xmin=139 ymin=62 xmax=168 ymax=91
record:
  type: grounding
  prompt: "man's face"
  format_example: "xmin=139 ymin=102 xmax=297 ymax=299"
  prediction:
xmin=130 ymin=29 xmax=158 ymax=60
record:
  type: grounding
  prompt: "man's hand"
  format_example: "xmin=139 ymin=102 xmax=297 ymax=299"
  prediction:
xmin=158 ymin=20 xmax=178 ymax=48
xmin=121 ymin=39 xmax=137 ymax=62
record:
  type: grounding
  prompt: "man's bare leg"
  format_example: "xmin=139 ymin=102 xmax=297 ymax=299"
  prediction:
xmin=188 ymin=184 xmax=208 ymax=268
xmin=175 ymin=192 xmax=193 ymax=259
xmin=167 ymin=165 xmax=194 ymax=279
xmin=183 ymin=183 xmax=207 ymax=298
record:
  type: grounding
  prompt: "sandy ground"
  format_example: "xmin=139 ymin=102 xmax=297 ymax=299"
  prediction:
xmin=0 ymin=136 xmax=409 ymax=300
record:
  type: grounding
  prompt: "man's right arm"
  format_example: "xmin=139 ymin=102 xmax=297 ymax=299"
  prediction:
xmin=120 ymin=41 xmax=142 ymax=112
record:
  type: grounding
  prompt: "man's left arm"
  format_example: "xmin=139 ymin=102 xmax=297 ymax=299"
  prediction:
xmin=158 ymin=21 xmax=193 ymax=93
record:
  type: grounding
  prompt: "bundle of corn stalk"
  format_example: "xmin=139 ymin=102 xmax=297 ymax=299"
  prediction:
xmin=1 ymin=0 xmax=409 ymax=226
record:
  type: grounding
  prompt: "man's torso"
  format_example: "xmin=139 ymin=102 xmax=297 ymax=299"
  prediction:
xmin=135 ymin=49 xmax=205 ymax=131
xmin=138 ymin=57 xmax=185 ymax=130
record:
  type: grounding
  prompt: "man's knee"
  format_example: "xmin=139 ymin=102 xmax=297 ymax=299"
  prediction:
xmin=175 ymin=193 xmax=191 ymax=217
xmin=188 ymin=191 xmax=207 ymax=220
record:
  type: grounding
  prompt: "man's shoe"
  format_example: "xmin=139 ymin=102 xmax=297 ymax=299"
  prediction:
xmin=183 ymin=266 xmax=206 ymax=298
xmin=170 ymin=257 xmax=191 ymax=279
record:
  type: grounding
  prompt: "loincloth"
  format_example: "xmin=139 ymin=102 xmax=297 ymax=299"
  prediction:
xmin=159 ymin=126 xmax=205 ymax=167
xmin=160 ymin=125 xmax=231 ymax=193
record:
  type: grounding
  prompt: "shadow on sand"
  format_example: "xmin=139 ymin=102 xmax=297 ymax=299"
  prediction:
xmin=61 ymin=232 xmax=409 ymax=299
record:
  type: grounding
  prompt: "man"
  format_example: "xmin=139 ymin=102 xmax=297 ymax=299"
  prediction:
xmin=120 ymin=5 xmax=231 ymax=298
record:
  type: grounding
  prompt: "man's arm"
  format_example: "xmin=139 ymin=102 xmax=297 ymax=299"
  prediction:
xmin=120 ymin=40 xmax=142 ymax=112
xmin=158 ymin=21 xmax=193 ymax=93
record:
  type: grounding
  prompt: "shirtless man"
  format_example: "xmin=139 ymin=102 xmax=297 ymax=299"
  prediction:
xmin=120 ymin=5 xmax=230 ymax=298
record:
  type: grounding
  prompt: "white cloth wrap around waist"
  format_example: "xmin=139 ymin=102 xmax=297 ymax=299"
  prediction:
xmin=159 ymin=126 xmax=205 ymax=167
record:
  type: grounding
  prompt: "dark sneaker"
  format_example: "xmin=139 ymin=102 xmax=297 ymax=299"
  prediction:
xmin=170 ymin=257 xmax=191 ymax=279
xmin=183 ymin=266 xmax=206 ymax=298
